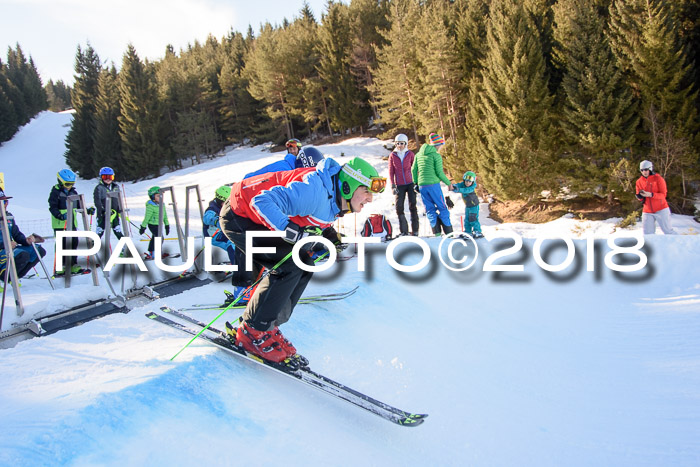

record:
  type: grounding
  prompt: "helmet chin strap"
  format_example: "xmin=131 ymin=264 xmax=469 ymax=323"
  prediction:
xmin=341 ymin=196 xmax=352 ymax=213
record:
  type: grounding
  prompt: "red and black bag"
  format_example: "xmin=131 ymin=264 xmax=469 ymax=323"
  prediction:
xmin=361 ymin=214 xmax=393 ymax=241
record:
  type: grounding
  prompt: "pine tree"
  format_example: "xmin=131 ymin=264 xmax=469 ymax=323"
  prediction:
xmin=218 ymin=32 xmax=267 ymax=143
xmin=244 ymin=24 xmax=291 ymax=140
xmin=413 ymin=0 xmax=464 ymax=160
xmin=118 ymin=44 xmax=169 ymax=179
xmin=317 ymin=1 xmax=369 ymax=133
xmin=46 ymin=79 xmax=72 ymax=111
xmin=471 ymin=0 xmax=556 ymax=199
xmin=65 ymin=44 xmax=101 ymax=177
xmin=609 ymin=0 xmax=699 ymax=210
xmin=371 ymin=0 xmax=423 ymax=141
xmin=94 ymin=65 xmax=124 ymax=178
xmin=552 ymin=0 xmax=639 ymax=197
xmin=0 ymin=59 xmax=20 ymax=142
xmin=348 ymin=0 xmax=391 ymax=121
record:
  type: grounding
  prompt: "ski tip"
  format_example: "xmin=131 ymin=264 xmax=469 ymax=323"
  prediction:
xmin=397 ymin=414 xmax=428 ymax=427
xmin=145 ymin=312 xmax=157 ymax=319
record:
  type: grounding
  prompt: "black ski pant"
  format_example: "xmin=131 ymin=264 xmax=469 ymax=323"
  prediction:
xmin=395 ymin=183 xmax=419 ymax=235
xmin=146 ymin=224 xmax=161 ymax=253
xmin=96 ymin=215 xmax=123 ymax=240
xmin=220 ymin=199 xmax=313 ymax=331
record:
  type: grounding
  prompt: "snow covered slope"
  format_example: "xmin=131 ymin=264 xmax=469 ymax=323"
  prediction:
xmin=0 ymin=112 xmax=699 ymax=466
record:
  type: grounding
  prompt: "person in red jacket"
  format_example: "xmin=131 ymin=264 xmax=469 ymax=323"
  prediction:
xmin=635 ymin=160 xmax=676 ymax=234
xmin=388 ymin=133 xmax=419 ymax=236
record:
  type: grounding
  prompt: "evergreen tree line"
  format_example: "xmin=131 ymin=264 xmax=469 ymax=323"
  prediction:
xmin=64 ymin=0 xmax=700 ymax=212
xmin=0 ymin=44 xmax=53 ymax=143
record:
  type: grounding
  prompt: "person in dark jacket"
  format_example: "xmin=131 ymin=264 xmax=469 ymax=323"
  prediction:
xmin=220 ymin=157 xmax=385 ymax=366
xmin=0 ymin=190 xmax=46 ymax=283
xmin=92 ymin=167 xmax=123 ymax=240
xmin=388 ymin=133 xmax=419 ymax=236
xmin=48 ymin=168 xmax=85 ymax=275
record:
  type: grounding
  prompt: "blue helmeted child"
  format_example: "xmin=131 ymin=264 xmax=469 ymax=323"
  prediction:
xmin=451 ymin=171 xmax=483 ymax=238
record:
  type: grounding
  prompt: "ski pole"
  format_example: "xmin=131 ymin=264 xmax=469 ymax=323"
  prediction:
xmin=170 ymin=250 xmax=296 ymax=361
xmin=31 ymin=242 xmax=55 ymax=290
xmin=169 ymin=248 xmax=330 ymax=361
xmin=0 ymin=255 xmax=10 ymax=329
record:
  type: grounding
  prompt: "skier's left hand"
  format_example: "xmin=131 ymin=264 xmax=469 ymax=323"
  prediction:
xmin=86 ymin=206 xmax=96 ymax=215
xmin=445 ymin=196 xmax=454 ymax=210
xmin=165 ymin=225 xmax=170 ymax=235
xmin=322 ymin=226 xmax=347 ymax=252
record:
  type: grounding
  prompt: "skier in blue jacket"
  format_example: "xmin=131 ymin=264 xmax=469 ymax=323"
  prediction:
xmin=451 ymin=171 xmax=483 ymax=238
xmin=226 ymin=145 xmax=325 ymax=306
xmin=219 ymin=157 xmax=385 ymax=365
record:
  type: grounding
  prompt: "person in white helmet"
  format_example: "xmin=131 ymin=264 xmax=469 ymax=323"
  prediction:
xmin=635 ymin=160 xmax=676 ymax=234
xmin=388 ymin=134 xmax=419 ymax=236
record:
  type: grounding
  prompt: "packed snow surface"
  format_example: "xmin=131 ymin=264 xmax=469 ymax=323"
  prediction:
xmin=0 ymin=112 xmax=698 ymax=466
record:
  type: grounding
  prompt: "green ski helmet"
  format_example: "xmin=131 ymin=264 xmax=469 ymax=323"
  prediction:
xmin=148 ymin=186 xmax=161 ymax=199
xmin=463 ymin=171 xmax=476 ymax=182
xmin=338 ymin=157 xmax=385 ymax=200
xmin=215 ymin=185 xmax=231 ymax=202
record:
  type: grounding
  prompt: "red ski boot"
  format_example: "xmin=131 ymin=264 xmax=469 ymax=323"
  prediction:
xmin=235 ymin=321 xmax=288 ymax=363
xmin=272 ymin=327 xmax=309 ymax=367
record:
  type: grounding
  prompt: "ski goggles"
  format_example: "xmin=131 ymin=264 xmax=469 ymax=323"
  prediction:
xmin=369 ymin=177 xmax=387 ymax=194
xmin=62 ymin=182 xmax=75 ymax=188
xmin=101 ymin=174 xmax=114 ymax=181
xmin=286 ymin=139 xmax=302 ymax=149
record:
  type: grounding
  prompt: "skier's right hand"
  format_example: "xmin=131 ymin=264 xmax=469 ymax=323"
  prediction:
xmin=139 ymin=226 xmax=146 ymax=235
xmin=392 ymin=186 xmax=399 ymax=196
xmin=283 ymin=222 xmax=322 ymax=244
xmin=58 ymin=213 xmax=67 ymax=221
xmin=414 ymin=184 xmax=420 ymax=194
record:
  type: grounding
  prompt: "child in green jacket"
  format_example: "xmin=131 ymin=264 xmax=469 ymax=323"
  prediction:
xmin=139 ymin=186 xmax=170 ymax=260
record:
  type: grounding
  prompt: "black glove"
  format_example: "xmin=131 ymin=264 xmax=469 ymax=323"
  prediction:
xmin=139 ymin=226 xmax=146 ymax=235
xmin=58 ymin=213 xmax=67 ymax=221
xmin=414 ymin=185 xmax=420 ymax=193
xmin=86 ymin=207 xmax=96 ymax=215
xmin=165 ymin=225 xmax=170 ymax=235
xmin=322 ymin=226 xmax=347 ymax=252
xmin=445 ymin=196 xmax=454 ymax=209
xmin=392 ymin=186 xmax=399 ymax=196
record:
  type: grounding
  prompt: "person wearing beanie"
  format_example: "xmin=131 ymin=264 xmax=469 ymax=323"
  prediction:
xmin=388 ymin=134 xmax=419 ymax=236
xmin=411 ymin=133 xmax=454 ymax=236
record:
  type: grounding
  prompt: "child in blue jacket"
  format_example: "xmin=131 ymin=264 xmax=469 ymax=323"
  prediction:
xmin=451 ymin=171 xmax=483 ymax=238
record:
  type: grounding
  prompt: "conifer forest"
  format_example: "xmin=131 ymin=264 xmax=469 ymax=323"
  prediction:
xmin=2 ymin=0 xmax=699 ymax=213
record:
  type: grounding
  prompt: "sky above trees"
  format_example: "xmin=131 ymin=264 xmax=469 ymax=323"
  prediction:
xmin=0 ymin=0 xmax=330 ymax=85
